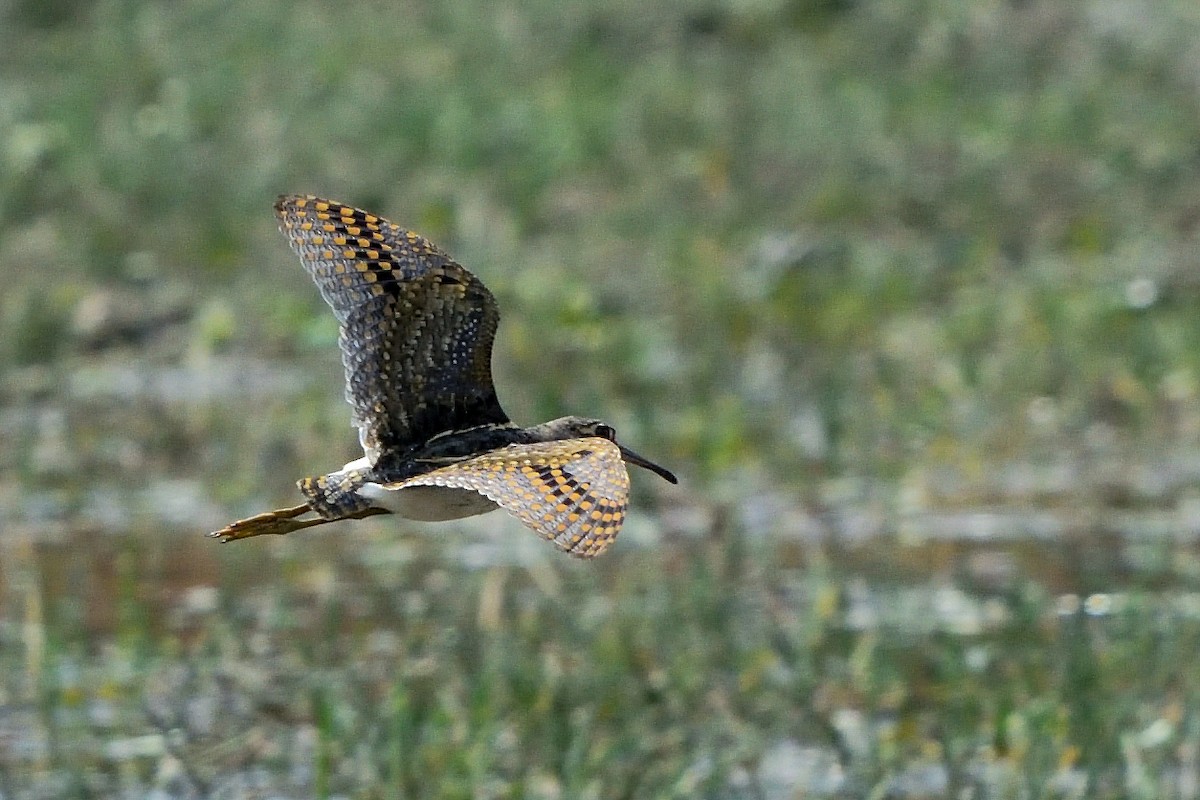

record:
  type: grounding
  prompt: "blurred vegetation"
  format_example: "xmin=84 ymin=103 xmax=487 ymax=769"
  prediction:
xmin=5 ymin=0 xmax=1200 ymax=796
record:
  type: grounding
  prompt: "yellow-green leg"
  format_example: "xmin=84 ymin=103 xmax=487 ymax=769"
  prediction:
xmin=209 ymin=504 xmax=390 ymax=542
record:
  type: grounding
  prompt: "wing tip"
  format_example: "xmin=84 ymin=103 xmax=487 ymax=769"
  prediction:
xmin=274 ymin=193 xmax=302 ymax=212
xmin=276 ymin=193 xmax=342 ymax=216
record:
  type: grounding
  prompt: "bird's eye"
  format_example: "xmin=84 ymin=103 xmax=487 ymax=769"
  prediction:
xmin=594 ymin=424 xmax=615 ymax=440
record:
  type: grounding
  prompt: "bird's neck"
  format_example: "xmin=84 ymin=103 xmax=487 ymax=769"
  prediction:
xmin=513 ymin=418 xmax=576 ymax=443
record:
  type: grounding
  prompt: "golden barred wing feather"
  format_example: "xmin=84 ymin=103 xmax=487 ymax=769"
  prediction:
xmin=394 ymin=438 xmax=630 ymax=558
xmin=274 ymin=195 xmax=509 ymax=461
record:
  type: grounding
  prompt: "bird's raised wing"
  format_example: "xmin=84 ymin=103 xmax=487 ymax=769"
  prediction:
xmin=393 ymin=438 xmax=630 ymax=558
xmin=275 ymin=195 xmax=509 ymax=462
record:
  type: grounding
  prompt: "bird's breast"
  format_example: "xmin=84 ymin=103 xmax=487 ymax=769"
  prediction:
xmin=360 ymin=482 xmax=498 ymax=521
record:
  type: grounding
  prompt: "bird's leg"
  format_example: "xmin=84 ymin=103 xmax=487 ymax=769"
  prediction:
xmin=211 ymin=466 xmax=386 ymax=542
xmin=209 ymin=504 xmax=390 ymax=542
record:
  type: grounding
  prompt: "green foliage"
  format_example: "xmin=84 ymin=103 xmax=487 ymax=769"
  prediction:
xmin=7 ymin=531 xmax=1200 ymax=798
xmin=5 ymin=0 xmax=1200 ymax=795
xmin=4 ymin=0 xmax=1200 ymax=480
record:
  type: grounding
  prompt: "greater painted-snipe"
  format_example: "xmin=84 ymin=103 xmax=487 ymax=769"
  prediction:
xmin=210 ymin=195 xmax=676 ymax=558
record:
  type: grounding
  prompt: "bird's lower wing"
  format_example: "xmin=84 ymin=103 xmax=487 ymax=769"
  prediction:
xmin=393 ymin=438 xmax=630 ymax=558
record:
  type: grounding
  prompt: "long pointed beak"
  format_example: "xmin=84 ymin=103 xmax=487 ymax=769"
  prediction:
xmin=618 ymin=444 xmax=678 ymax=484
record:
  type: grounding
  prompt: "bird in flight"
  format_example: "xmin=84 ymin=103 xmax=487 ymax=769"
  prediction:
xmin=210 ymin=195 xmax=676 ymax=557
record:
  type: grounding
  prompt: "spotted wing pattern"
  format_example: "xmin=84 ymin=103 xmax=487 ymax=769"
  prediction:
xmin=394 ymin=438 xmax=630 ymax=558
xmin=275 ymin=195 xmax=509 ymax=463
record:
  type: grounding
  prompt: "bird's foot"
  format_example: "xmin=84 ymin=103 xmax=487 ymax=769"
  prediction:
xmin=208 ymin=504 xmax=313 ymax=542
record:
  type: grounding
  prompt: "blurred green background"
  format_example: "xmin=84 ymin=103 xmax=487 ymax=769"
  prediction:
xmin=5 ymin=0 xmax=1200 ymax=797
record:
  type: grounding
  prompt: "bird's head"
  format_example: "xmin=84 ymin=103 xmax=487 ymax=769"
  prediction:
xmin=532 ymin=416 xmax=678 ymax=484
